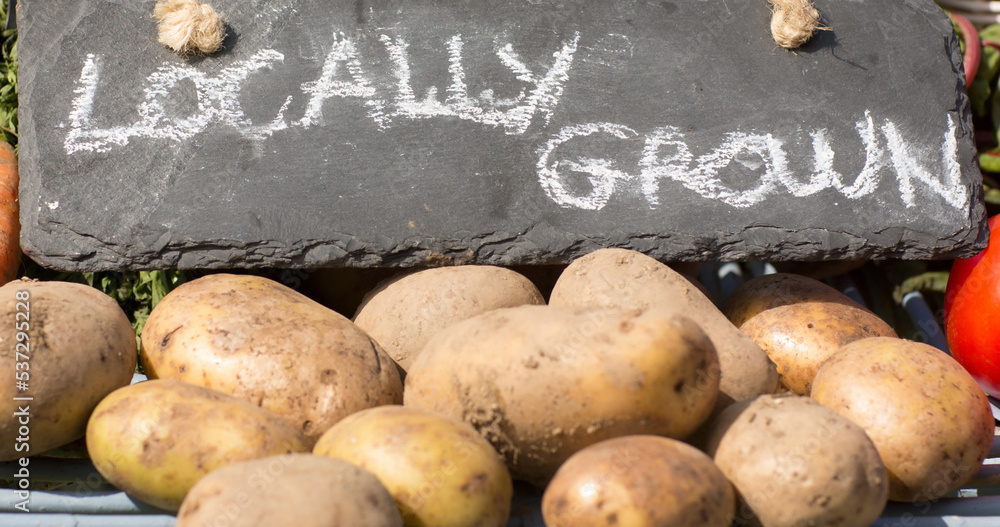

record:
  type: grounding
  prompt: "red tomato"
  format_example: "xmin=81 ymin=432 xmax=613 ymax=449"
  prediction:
xmin=945 ymin=214 xmax=1000 ymax=398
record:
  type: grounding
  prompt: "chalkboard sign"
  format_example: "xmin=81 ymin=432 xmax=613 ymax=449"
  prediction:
xmin=18 ymin=0 xmax=987 ymax=270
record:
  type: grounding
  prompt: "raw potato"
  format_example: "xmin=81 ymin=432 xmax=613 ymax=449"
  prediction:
xmin=140 ymin=274 xmax=402 ymax=445
xmin=543 ymin=435 xmax=735 ymax=527
xmin=0 ymin=280 xmax=136 ymax=461
xmin=354 ymin=265 xmax=545 ymax=371
xmin=549 ymin=248 xmax=778 ymax=406
xmin=404 ymin=305 xmax=720 ymax=485
xmin=86 ymin=379 xmax=309 ymax=511
xmin=723 ymin=273 xmax=869 ymax=327
xmin=706 ymin=395 xmax=888 ymax=527
xmin=811 ymin=338 xmax=994 ymax=502
xmin=176 ymin=454 xmax=404 ymax=527
xmin=314 ymin=406 xmax=512 ymax=527
xmin=721 ymin=273 xmax=897 ymax=394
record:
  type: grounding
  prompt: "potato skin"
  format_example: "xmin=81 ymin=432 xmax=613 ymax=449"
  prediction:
xmin=404 ymin=305 xmax=720 ymax=485
xmin=354 ymin=265 xmax=545 ymax=371
xmin=811 ymin=338 xmax=994 ymax=502
xmin=549 ymin=248 xmax=778 ymax=406
xmin=140 ymin=274 xmax=402 ymax=445
xmin=177 ymin=454 xmax=403 ymax=527
xmin=314 ymin=406 xmax=512 ymax=527
xmin=706 ymin=395 xmax=888 ymax=527
xmin=722 ymin=273 xmax=897 ymax=395
xmin=543 ymin=435 xmax=734 ymax=527
xmin=0 ymin=280 xmax=136 ymax=461
xmin=722 ymin=273 xmax=871 ymax=328
xmin=86 ymin=379 xmax=309 ymax=511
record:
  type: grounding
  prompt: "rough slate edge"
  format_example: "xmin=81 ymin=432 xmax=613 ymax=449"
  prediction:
xmin=15 ymin=1 xmax=989 ymax=271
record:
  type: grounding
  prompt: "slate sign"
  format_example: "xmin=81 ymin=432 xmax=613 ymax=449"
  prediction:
xmin=18 ymin=0 xmax=987 ymax=270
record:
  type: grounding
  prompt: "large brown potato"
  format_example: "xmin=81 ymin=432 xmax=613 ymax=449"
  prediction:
xmin=404 ymin=305 xmax=720 ymax=485
xmin=0 ymin=280 xmax=136 ymax=461
xmin=543 ymin=435 xmax=734 ymax=527
xmin=549 ymin=248 xmax=778 ymax=406
xmin=176 ymin=454 xmax=403 ymax=527
xmin=811 ymin=338 xmax=994 ymax=502
xmin=314 ymin=405 xmax=512 ymax=527
xmin=140 ymin=274 xmax=402 ymax=445
xmin=722 ymin=273 xmax=897 ymax=394
xmin=706 ymin=395 xmax=888 ymax=527
xmin=354 ymin=265 xmax=545 ymax=371
xmin=86 ymin=380 xmax=309 ymax=511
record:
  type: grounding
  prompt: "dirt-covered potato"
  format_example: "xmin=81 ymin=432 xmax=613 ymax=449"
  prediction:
xmin=176 ymin=454 xmax=403 ymax=527
xmin=140 ymin=274 xmax=402 ymax=445
xmin=549 ymin=248 xmax=778 ymax=406
xmin=314 ymin=405 xmax=512 ymax=527
xmin=543 ymin=435 xmax=734 ymax=527
xmin=354 ymin=265 xmax=545 ymax=371
xmin=705 ymin=395 xmax=888 ymax=527
xmin=86 ymin=380 xmax=309 ymax=511
xmin=721 ymin=273 xmax=897 ymax=394
xmin=811 ymin=338 xmax=994 ymax=502
xmin=405 ymin=305 xmax=720 ymax=485
xmin=0 ymin=280 xmax=136 ymax=461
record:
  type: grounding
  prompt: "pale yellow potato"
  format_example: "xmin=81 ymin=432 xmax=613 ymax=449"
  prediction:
xmin=86 ymin=379 xmax=309 ymax=511
xmin=354 ymin=265 xmax=545 ymax=371
xmin=549 ymin=248 xmax=778 ymax=406
xmin=176 ymin=454 xmax=403 ymax=527
xmin=811 ymin=338 xmax=994 ymax=502
xmin=721 ymin=273 xmax=897 ymax=394
xmin=140 ymin=274 xmax=402 ymax=445
xmin=705 ymin=395 xmax=888 ymax=527
xmin=404 ymin=305 xmax=720 ymax=485
xmin=543 ymin=435 xmax=734 ymax=527
xmin=314 ymin=406 xmax=512 ymax=527
xmin=0 ymin=280 xmax=136 ymax=461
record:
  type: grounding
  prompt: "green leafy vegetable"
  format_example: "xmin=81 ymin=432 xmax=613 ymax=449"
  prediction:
xmin=970 ymin=45 xmax=1000 ymax=116
xmin=0 ymin=0 xmax=16 ymax=146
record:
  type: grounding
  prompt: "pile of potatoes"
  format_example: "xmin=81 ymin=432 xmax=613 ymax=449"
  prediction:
xmin=2 ymin=249 xmax=996 ymax=527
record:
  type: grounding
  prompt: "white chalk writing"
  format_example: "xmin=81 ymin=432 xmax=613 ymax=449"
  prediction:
xmin=537 ymin=112 xmax=968 ymax=211
xmin=66 ymin=49 xmax=290 ymax=154
xmin=62 ymin=31 xmax=970 ymax=212
xmin=299 ymin=33 xmax=387 ymax=129
xmin=65 ymin=32 xmax=581 ymax=153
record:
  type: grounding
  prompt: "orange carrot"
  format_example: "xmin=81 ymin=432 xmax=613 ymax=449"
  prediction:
xmin=0 ymin=141 xmax=20 ymax=284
